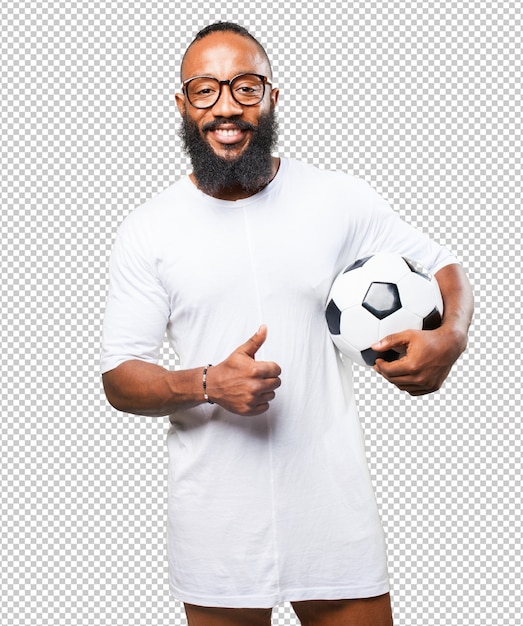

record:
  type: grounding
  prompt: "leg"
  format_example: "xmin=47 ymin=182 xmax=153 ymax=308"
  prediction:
xmin=184 ymin=603 xmax=272 ymax=626
xmin=291 ymin=593 xmax=393 ymax=626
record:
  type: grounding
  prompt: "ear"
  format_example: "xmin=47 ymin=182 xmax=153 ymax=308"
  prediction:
xmin=270 ymin=87 xmax=280 ymax=107
xmin=175 ymin=91 xmax=186 ymax=116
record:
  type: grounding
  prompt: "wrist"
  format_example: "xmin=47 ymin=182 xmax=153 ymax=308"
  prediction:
xmin=436 ymin=321 xmax=468 ymax=357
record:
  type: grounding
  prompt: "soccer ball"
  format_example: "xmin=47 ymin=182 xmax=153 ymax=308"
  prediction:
xmin=325 ymin=253 xmax=443 ymax=366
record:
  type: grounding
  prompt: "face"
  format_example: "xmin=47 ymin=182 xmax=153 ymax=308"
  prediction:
xmin=176 ymin=32 xmax=280 ymax=196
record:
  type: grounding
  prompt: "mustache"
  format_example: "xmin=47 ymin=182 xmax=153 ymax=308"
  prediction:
xmin=201 ymin=118 xmax=258 ymax=133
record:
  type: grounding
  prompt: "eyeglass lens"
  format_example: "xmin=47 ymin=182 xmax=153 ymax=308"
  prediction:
xmin=186 ymin=74 xmax=265 ymax=108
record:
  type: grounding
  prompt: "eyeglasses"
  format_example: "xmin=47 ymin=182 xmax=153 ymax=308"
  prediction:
xmin=181 ymin=73 xmax=272 ymax=109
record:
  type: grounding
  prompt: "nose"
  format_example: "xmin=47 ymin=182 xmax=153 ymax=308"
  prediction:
xmin=210 ymin=83 xmax=244 ymax=117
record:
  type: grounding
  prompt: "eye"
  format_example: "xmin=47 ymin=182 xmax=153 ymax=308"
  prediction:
xmin=233 ymin=76 xmax=263 ymax=99
xmin=187 ymin=79 xmax=218 ymax=100
xmin=236 ymin=84 xmax=256 ymax=93
xmin=195 ymin=86 xmax=216 ymax=95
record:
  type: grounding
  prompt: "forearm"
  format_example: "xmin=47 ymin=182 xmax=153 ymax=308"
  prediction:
xmin=435 ymin=262 xmax=474 ymax=355
xmin=102 ymin=360 xmax=203 ymax=417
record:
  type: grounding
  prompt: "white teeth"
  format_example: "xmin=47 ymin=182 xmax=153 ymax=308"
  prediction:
xmin=216 ymin=128 xmax=241 ymax=136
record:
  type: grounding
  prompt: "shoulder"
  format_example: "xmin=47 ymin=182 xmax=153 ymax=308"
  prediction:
xmin=116 ymin=177 xmax=192 ymax=241
xmin=282 ymin=158 xmax=379 ymax=211
xmin=284 ymin=158 xmax=374 ymax=195
xmin=127 ymin=179 xmax=186 ymax=224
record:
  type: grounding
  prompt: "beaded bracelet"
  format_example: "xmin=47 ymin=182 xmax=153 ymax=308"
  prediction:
xmin=202 ymin=364 xmax=214 ymax=404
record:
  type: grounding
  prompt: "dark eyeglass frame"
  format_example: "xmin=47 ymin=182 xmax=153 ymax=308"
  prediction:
xmin=181 ymin=73 xmax=273 ymax=109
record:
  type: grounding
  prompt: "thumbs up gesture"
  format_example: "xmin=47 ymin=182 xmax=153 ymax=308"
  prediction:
xmin=206 ymin=325 xmax=282 ymax=416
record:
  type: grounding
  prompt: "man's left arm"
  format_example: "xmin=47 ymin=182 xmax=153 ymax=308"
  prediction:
xmin=372 ymin=263 xmax=474 ymax=395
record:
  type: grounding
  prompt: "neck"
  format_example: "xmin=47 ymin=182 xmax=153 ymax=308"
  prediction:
xmin=190 ymin=157 xmax=280 ymax=201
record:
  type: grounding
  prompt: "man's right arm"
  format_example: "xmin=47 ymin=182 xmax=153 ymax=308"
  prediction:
xmin=103 ymin=360 xmax=205 ymax=417
xmin=102 ymin=325 xmax=281 ymax=418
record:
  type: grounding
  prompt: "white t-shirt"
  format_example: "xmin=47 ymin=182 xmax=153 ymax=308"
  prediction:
xmin=101 ymin=158 xmax=457 ymax=608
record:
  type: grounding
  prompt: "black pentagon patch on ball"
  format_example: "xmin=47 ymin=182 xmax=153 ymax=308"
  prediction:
xmin=362 ymin=282 xmax=401 ymax=320
xmin=422 ymin=307 xmax=442 ymax=330
xmin=325 ymin=299 xmax=342 ymax=334
xmin=343 ymin=256 xmax=372 ymax=273
xmin=404 ymin=256 xmax=431 ymax=281
xmin=361 ymin=348 xmax=402 ymax=366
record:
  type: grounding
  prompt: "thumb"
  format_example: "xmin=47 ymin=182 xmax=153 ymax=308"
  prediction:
xmin=372 ymin=330 xmax=412 ymax=352
xmin=239 ymin=324 xmax=268 ymax=359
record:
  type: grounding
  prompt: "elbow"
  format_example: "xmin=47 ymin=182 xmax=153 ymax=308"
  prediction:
xmin=102 ymin=368 xmax=142 ymax=414
xmin=102 ymin=372 xmax=128 ymax=413
xmin=101 ymin=367 xmax=169 ymax=417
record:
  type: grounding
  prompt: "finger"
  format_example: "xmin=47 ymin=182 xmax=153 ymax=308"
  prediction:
xmin=372 ymin=330 xmax=413 ymax=353
xmin=256 ymin=362 xmax=282 ymax=380
xmin=373 ymin=357 xmax=412 ymax=378
xmin=245 ymin=402 xmax=271 ymax=417
xmin=252 ymin=389 xmax=279 ymax=411
xmin=248 ymin=375 xmax=281 ymax=399
xmin=373 ymin=361 xmax=439 ymax=395
xmin=258 ymin=390 xmax=276 ymax=403
xmin=239 ymin=324 xmax=268 ymax=359
xmin=389 ymin=380 xmax=437 ymax=396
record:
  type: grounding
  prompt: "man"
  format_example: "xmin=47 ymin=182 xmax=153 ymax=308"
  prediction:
xmin=101 ymin=22 xmax=473 ymax=626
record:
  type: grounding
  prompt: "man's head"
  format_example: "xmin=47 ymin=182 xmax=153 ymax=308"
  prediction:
xmin=180 ymin=22 xmax=274 ymax=82
xmin=176 ymin=22 xmax=280 ymax=198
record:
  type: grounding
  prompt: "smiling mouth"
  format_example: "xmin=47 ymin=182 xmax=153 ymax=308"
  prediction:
xmin=215 ymin=127 xmax=243 ymax=138
xmin=209 ymin=126 xmax=247 ymax=145
xmin=203 ymin=119 xmax=257 ymax=146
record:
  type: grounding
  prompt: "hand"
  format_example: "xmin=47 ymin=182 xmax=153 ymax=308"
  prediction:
xmin=206 ymin=325 xmax=282 ymax=416
xmin=371 ymin=327 xmax=465 ymax=396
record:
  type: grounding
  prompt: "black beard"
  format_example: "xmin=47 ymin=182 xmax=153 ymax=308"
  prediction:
xmin=179 ymin=109 xmax=279 ymax=197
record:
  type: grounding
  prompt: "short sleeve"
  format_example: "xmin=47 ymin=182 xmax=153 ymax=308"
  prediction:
xmin=348 ymin=179 xmax=458 ymax=275
xmin=100 ymin=214 xmax=170 ymax=374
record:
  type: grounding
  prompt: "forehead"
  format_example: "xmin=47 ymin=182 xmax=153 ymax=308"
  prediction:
xmin=181 ymin=32 xmax=271 ymax=81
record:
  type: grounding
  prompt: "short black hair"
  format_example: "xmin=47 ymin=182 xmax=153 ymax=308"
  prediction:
xmin=193 ymin=21 xmax=258 ymax=42
xmin=181 ymin=21 xmax=272 ymax=79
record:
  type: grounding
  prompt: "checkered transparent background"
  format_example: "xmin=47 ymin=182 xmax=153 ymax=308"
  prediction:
xmin=1 ymin=1 xmax=521 ymax=624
